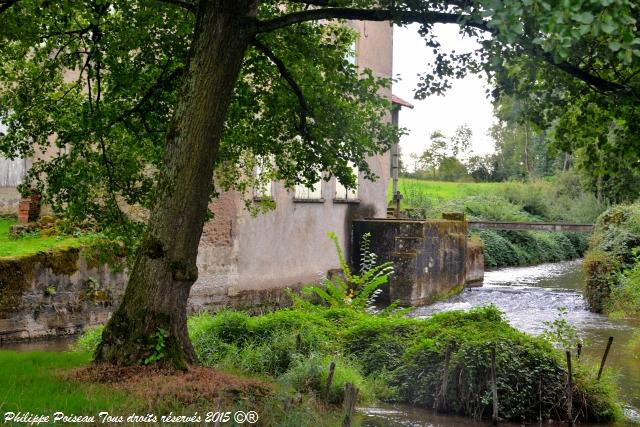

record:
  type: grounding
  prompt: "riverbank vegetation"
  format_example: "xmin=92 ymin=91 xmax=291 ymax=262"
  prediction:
xmin=74 ymin=304 xmax=620 ymax=424
xmin=584 ymin=203 xmax=640 ymax=318
xmin=394 ymin=176 xmax=598 ymax=268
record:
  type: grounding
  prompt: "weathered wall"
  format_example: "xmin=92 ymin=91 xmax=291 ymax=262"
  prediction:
xmin=0 ymin=248 xmax=127 ymax=343
xmin=352 ymin=218 xmax=468 ymax=306
xmin=465 ymin=238 xmax=484 ymax=286
xmin=0 ymin=188 xmax=21 ymax=216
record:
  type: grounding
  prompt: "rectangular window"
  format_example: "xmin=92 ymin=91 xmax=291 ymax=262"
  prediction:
xmin=294 ymin=179 xmax=323 ymax=201
xmin=335 ymin=163 xmax=359 ymax=201
xmin=253 ymin=160 xmax=273 ymax=199
xmin=346 ymin=39 xmax=357 ymax=66
xmin=0 ymin=121 xmax=27 ymax=187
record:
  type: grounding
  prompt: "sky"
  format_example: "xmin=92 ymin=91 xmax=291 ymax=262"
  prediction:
xmin=393 ymin=23 xmax=496 ymax=169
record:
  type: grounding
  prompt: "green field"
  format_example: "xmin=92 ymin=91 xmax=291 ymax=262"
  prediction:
xmin=0 ymin=218 xmax=84 ymax=258
xmin=392 ymin=176 xmax=605 ymax=224
xmin=391 ymin=179 xmax=507 ymax=201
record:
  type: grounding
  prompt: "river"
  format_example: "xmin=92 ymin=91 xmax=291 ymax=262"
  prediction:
xmin=361 ymin=260 xmax=640 ymax=427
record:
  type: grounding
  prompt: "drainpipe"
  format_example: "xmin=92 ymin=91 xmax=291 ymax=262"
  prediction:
xmin=391 ymin=107 xmax=402 ymax=218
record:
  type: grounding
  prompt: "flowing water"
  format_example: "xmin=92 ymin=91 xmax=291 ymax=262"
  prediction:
xmin=362 ymin=260 xmax=640 ymax=426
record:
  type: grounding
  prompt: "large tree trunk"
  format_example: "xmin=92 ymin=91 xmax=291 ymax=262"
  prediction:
xmin=94 ymin=0 xmax=258 ymax=370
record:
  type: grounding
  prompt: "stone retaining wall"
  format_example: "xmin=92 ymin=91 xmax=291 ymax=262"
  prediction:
xmin=0 ymin=248 xmax=127 ymax=343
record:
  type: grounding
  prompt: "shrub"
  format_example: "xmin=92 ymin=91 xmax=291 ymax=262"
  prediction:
xmin=607 ymin=259 xmax=640 ymax=318
xmin=280 ymin=354 xmax=372 ymax=404
xmin=583 ymin=250 xmax=620 ymax=313
xmin=584 ymin=202 xmax=640 ymax=315
xmin=71 ymin=325 xmax=104 ymax=353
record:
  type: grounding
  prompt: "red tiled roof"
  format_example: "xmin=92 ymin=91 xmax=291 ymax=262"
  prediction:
xmin=391 ymin=94 xmax=415 ymax=109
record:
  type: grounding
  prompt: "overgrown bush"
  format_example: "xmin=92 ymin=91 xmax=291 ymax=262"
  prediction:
xmin=584 ymin=202 xmax=640 ymax=316
xmin=607 ymin=256 xmax=640 ymax=318
xmin=76 ymin=305 xmax=620 ymax=423
xmin=478 ymin=230 xmax=588 ymax=269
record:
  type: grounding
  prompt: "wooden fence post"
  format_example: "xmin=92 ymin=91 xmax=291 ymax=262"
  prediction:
xmin=491 ymin=346 xmax=499 ymax=425
xmin=324 ymin=361 xmax=336 ymax=402
xmin=577 ymin=342 xmax=582 ymax=361
xmin=597 ymin=337 xmax=613 ymax=381
xmin=342 ymin=382 xmax=359 ymax=427
xmin=566 ymin=351 xmax=574 ymax=427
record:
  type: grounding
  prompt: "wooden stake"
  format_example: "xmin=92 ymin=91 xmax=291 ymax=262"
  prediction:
xmin=434 ymin=342 xmax=453 ymax=411
xmin=576 ymin=342 xmax=582 ymax=361
xmin=342 ymin=382 xmax=359 ymax=427
xmin=491 ymin=346 xmax=498 ymax=425
xmin=597 ymin=337 xmax=613 ymax=381
xmin=566 ymin=351 xmax=574 ymax=427
xmin=324 ymin=361 xmax=336 ymax=402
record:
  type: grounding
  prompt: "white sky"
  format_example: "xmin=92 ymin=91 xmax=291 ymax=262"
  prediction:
xmin=393 ymin=23 xmax=496 ymax=169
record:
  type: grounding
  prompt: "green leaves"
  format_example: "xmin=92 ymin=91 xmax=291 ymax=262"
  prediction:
xmin=573 ymin=12 xmax=594 ymax=25
xmin=301 ymin=232 xmax=393 ymax=311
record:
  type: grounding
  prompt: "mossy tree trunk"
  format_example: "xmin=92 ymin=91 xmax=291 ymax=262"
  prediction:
xmin=94 ymin=0 xmax=258 ymax=370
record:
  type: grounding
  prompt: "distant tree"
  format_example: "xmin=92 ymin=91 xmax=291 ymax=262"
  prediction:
xmin=438 ymin=156 xmax=469 ymax=181
xmin=450 ymin=124 xmax=472 ymax=158
xmin=465 ymin=154 xmax=495 ymax=182
xmin=417 ymin=130 xmax=448 ymax=178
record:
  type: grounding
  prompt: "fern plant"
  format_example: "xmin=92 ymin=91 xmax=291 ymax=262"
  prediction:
xmin=302 ymin=232 xmax=393 ymax=310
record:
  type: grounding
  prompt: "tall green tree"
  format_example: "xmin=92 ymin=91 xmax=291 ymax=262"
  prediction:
xmin=1 ymin=0 xmax=637 ymax=368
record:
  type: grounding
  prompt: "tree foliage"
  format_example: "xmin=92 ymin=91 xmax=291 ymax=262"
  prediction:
xmin=0 ymin=1 xmax=398 ymax=247
xmin=1 ymin=0 xmax=638 ymax=367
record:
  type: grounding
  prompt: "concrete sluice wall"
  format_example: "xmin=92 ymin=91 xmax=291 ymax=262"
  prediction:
xmin=352 ymin=218 xmax=483 ymax=306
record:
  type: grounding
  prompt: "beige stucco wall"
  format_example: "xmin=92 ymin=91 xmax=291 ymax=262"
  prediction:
xmin=190 ymin=21 xmax=395 ymax=311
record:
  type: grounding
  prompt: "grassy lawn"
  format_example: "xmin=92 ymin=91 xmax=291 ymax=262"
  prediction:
xmin=0 ymin=349 xmax=344 ymax=426
xmin=0 ymin=218 xmax=84 ymax=258
xmin=0 ymin=351 xmax=135 ymax=414
xmin=390 ymin=178 xmax=508 ymax=201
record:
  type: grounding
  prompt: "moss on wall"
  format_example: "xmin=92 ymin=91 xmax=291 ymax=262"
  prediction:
xmin=0 ymin=257 xmax=35 ymax=312
xmin=0 ymin=247 xmax=80 ymax=313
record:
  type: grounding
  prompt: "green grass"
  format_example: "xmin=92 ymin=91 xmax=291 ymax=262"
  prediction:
xmin=392 ymin=175 xmax=605 ymax=224
xmin=391 ymin=179 xmax=507 ymax=202
xmin=0 ymin=218 xmax=84 ymax=258
xmin=0 ymin=351 xmax=135 ymax=413
xmin=0 ymin=349 xmax=346 ymax=427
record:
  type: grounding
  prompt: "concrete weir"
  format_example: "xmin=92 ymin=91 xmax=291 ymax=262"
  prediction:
xmin=351 ymin=218 xmax=483 ymax=306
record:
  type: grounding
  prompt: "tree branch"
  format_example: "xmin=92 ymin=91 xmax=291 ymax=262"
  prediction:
xmin=258 ymin=6 xmax=636 ymax=98
xmin=253 ymin=39 xmax=312 ymax=140
xmin=154 ymin=0 xmax=195 ymax=13
xmin=110 ymin=65 xmax=185 ymax=129
xmin=536 ymin=50 xmax=633 ymax=95
xmin=257 ymin=8 xmax=466 ymax=33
